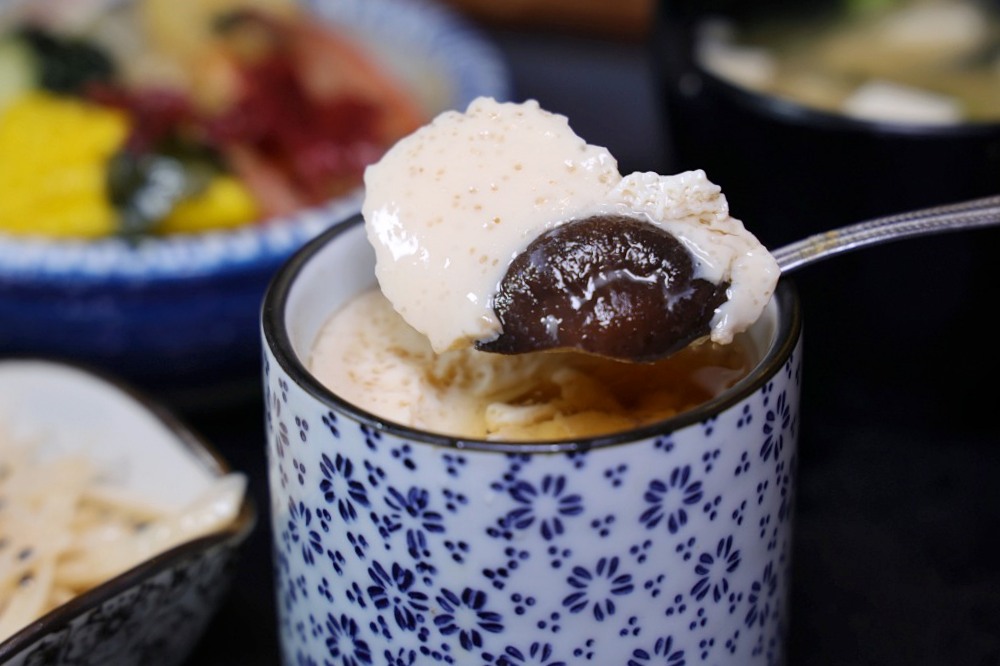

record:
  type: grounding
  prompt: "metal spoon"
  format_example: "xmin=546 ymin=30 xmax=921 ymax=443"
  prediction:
xmin=771 ymin=193 xmax=1000 ymax=272
xmin=477 ymin=194 xmax=1000 ymax=362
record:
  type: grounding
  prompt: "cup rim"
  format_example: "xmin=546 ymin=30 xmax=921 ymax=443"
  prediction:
xmin=262 ymin=214 xmax=803 ymax=454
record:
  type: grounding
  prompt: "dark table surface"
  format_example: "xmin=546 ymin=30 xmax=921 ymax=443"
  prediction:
xmin=179 ymin=21 xmax=1000 ymax=666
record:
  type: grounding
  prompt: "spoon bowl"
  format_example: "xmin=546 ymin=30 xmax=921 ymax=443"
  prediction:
xmin=483 ymin=194 xmax=1000 ymax=363
xmin=475 ymin=214 xmax=729 ymax=362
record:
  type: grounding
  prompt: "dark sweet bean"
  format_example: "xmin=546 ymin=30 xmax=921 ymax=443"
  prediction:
xmin=476 ymin=215 xmax=729 ymax=363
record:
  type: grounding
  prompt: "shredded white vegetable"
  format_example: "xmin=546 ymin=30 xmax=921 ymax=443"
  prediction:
xmin=0 ymin=430 xmax=246 ymax=643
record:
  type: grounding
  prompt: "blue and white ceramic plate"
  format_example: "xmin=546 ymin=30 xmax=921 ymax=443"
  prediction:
xmin=0 ymin=0 xmax=511 ymax=398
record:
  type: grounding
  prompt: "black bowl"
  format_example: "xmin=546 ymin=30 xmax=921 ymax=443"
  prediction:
xmin=651 ymin=0 xmax=1000 ymax=429
xmin=654 ymin=0 xmax=1000 ymax=238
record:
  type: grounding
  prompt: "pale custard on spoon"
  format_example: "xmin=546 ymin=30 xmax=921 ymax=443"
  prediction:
xmin=362 ymin=96 xmax=779 ymax=362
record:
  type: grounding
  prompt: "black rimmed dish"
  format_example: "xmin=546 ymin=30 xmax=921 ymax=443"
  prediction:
xmin=652 ymin=0 xmax=1000 ymax=428
xmin=260 ymin=213 xmax=803 ymax=663
xmin=653 ymin=0 xmax=1000 ymax=240
xmin=0 ymin=358 xmax=255 ymax=666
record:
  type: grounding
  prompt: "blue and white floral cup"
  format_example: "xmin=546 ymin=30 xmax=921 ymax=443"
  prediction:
xmin=261 ymin=214 xmax=803 ymax=666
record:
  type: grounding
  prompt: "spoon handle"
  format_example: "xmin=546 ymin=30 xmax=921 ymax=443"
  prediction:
xmin=772 ymin=194 xmax=1000 ymax=274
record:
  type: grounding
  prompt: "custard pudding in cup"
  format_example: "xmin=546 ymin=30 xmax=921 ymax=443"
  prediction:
xmin=261 ymin=98 xmax=801 ymax=665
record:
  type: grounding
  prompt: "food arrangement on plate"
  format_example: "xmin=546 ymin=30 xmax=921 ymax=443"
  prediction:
xmin=0 ymin=0 xmax=510 ymax=398
xmin=0 ymin=358 xmax=255 ymax=666
xmin=0 ymin=0 xmax=426 ymax=238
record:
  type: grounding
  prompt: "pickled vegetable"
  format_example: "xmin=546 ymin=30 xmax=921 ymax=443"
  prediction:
xmin=0 ymin=91 xmax=128 ymax=237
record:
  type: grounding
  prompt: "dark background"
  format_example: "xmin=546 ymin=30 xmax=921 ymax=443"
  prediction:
xmin=182 ymin=10 xmax=1000 ymax=666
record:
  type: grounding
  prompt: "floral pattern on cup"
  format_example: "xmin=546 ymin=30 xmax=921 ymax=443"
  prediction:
xmin=263 ymin=338 xmax=801 ymax=666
